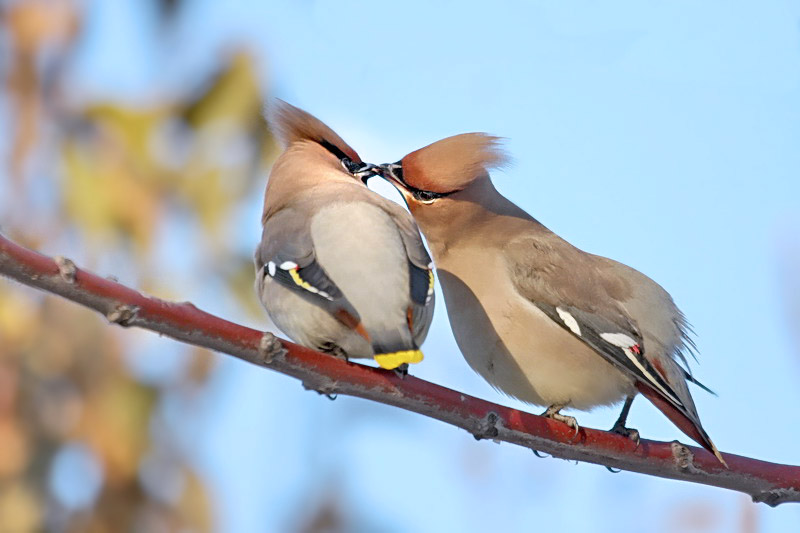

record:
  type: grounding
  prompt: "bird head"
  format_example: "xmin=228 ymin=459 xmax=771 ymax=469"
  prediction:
xmin=375 ymin=133 xmax=508 ymax=210
xmin=268 ymin=99 xmax=377 ymax=183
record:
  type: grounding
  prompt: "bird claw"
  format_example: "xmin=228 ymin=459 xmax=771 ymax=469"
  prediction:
xmin=611 ymin=423 xmax=640 ymax=448
xmin=542 ymin=405 xmax=581 ymax=441
xmin=605 ymin=466 xmax=621 ymax=473
xmin=319 ymin=343 xmax=349 ymax=362
xmin=472 ymin=412 xmax=500 ymax=441
xmin=393 ymin=363 xmax=409 ymax=379
xmin=532 ymin=450 xmax=549 ymax=458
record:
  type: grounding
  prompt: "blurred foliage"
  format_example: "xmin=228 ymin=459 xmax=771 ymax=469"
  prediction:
xmin=0 ymin=0 xmax=275 ymax=530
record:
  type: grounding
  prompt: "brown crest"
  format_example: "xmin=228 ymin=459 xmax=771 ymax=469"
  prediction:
xmin=268 ymin=99 xmax=362 ymax=163
xmin=402 ymin=133 xmax=509 ymax=193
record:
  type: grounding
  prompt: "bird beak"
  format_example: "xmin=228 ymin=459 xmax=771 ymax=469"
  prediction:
xmin=351 ymin=162 xmax=380 ymax=184
xmin=376 ymin=163 xmax=408 ymax=190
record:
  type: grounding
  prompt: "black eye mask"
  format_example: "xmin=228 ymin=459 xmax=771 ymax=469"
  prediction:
xmin=340 ymin=157 xmax=379 ymax=185
xmin=410 ymin=188 xmax=447 ymax=202
xmin=389 ymin=163 xmax=455 ymax=202
xmin=340 ymin=157 xmax=363 ymax=174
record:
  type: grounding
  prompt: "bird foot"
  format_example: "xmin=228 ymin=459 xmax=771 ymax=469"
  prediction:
xmin=393 ymin=363 xmax=409 ymax=379
xmin=542 ymin=405 xmax=580 ymax=440
xmin=319 ymin=343 xmax=349 ymax=362
xmin=610 ymin=423 xmax=640 ymax=447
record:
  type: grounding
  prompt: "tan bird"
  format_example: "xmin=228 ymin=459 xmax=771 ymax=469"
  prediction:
xmin=373 ymin=133 xmax=725 ymax=465
xmin=254 ymin=101 xmax=435 ymax=371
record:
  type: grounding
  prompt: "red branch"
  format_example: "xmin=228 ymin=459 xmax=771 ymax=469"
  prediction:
xmin=1 ymin=233 xmax=798 ymax=506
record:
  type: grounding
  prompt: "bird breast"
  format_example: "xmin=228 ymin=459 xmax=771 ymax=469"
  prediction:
xmin=436 ymin=247 xmax=634 ymax=410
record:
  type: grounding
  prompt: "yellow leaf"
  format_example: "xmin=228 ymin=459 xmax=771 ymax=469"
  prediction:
xmin=0 ymin=419 xmax=29 ymax=478
xmin=81 ymin=379 xmax=157 ymax=485
xmin=0 ymin=482 xmax=43 ymax=533
xmin=0 ymin=287 xmax=39 ymax=354
xmin=61 ymin=137 xmax=162 ymax=253
xmin=182 ymin=50 xmax=262 ymax=129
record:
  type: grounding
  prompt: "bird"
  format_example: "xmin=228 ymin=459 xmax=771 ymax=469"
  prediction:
xmin=254 ymin=100 xmax=435 ymax=371
xmin=372 ymin=132 xmax=726 ymax=465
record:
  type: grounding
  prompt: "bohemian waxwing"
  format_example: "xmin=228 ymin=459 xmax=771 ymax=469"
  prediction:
xmin=254 ymin=101 xmax=434 ymax=370
xmin=374 ymin=133 xmax=725 ymax=465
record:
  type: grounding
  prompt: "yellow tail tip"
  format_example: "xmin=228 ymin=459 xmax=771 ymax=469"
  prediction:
xmin=374 ymin=350 xmax=424 ymax=370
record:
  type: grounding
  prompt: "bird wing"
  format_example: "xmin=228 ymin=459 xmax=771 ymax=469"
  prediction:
xmin=407 ymin=260 xmax=435 ymax=343
xmin=505 ymin=236 xmax=725 ymax=464
xmin=531 ymin=301 xmax=683 ymax=408
xmin=256 ymin=207 xmax=365 ymax=335
xmin=378 ymin=200 xmax=436 ymax=346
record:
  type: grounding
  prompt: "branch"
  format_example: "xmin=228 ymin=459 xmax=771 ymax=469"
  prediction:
xmin=1 ymin=233 xmax=798 ymax=506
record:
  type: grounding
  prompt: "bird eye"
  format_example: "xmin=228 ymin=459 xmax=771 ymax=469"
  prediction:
xmin=412 ymin=190 xmax=441 ymax=204
xmin=340 ymin=157 xmax=361 ymax=174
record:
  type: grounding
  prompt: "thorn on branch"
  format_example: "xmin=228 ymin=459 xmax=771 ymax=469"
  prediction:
xmin=53 ymin=256 xmax=77 ymax=283
xmin=670 ymin=441 xmax=698 ymax=473
xmin=473 ymin=411 xmax=501 ymax=441
xmin=752 ymin=487 xmax=800 ymax=507
xmin=106 ymin=304 xmax=139 ymax=327
xmin=4 ymin=232 xmax=800 ymax=505
xmin=258 ymin=333 xmax=287 ymax=365
xmin=302 ymin=377 xmax=338 ymax=399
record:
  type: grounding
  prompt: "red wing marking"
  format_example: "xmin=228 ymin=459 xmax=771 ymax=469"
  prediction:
xmin=334 ymin=309 xmax=370 ymax=341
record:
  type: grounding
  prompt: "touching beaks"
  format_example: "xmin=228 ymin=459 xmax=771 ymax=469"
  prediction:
xmin=353 ymin=162 xmax=379 ymax=179
xmin=342 ymin=159 xmax=380 ymax=184
xmin=341 ymin=158 xmax=409 ymax=189
xmin=376 ymin=162 xmax=406 ymax=188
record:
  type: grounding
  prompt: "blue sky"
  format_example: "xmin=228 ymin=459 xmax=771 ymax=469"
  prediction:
xmin=66 ymin=1 xmax=800 ymax=531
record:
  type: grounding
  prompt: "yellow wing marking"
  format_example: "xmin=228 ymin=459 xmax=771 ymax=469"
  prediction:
xmin=287 ymin=267 xmax=332 ymax=300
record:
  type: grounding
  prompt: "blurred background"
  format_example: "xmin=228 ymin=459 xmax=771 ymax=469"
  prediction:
xmin=0 ymin=0 xmax=799 ymax=532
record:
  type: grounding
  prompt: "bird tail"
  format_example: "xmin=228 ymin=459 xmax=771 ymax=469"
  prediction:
xmin=374 ymin=349 xmax=424 ymax=370
xmin=636 ymin=382 xmax=728 ymax=467
xmin=371 ymin=329 xmax=423 ymax=370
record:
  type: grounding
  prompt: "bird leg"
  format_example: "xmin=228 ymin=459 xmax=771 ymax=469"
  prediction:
xmin=610 ymin=395 xmax=640 ymax=446
xmin=318 ymin=343 xmax=349 ymax=362
xmin=393 ymin=363 xmax=410 ymax=379
xmin=542 ymin=404 xmax=580 ymax=439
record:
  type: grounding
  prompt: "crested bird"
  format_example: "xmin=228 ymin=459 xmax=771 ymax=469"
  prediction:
xmin=373 ymin=133 xmax=725 ymax=465
xmin=255 ymin=101 xmax=435 ymax=371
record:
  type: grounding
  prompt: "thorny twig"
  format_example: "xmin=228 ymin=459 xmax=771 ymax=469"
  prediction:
xmin=1 ymin=233 xmax=798 ymax=506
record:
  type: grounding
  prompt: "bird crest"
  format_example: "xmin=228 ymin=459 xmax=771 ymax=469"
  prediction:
xmin=401 ymin=133 xmax=510 ymax=193
xmin=268 ymin=99 xmax=362 ymax=163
